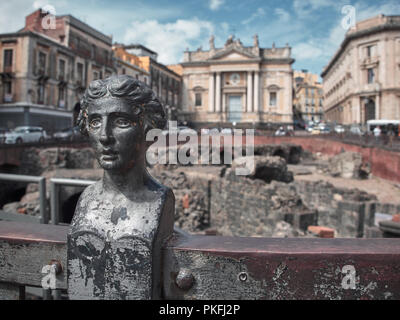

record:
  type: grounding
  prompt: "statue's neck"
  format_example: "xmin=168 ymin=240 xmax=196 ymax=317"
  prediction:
xmin=102 ymin=164 xmax=148 ymax=196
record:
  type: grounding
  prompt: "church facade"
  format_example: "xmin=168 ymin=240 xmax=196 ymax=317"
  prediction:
xmin=180 ymin=35 xmax=294 ymax=127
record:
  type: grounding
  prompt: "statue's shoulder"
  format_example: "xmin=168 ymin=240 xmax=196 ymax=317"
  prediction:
xmin=71 ymin=181 xmax=101 ymax=223
xmin=78 ymin=181 xmax=102 ymax=203
xmin=147 ymin=174 xmax=174 ymax=203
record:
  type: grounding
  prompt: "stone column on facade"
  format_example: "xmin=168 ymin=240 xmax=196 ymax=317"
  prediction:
xmin=247 ymin=71 xmax=253 ymax=113
xmin=376 ymin=94 xmax=380 ymax=119
xmin=208 ymin=72 xmax=215 ymax=112
xmin=222 ymin=93 xmax=226 ymax=114
xmin=254 ymin=71 xmax=259 ymax=113
xmin=215 ymin=72 xmax=221 ymax=113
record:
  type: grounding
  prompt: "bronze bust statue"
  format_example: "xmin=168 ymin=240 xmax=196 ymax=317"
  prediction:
xmin=67 ymin=75 xmax=175 ymax=299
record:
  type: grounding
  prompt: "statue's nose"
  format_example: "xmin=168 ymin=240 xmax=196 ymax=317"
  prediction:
xmin=99 ymin=119 xmax=113 ymax=144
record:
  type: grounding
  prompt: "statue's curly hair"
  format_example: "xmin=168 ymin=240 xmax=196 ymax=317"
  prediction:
xmin=77 ymin=75 xmax=167 ymax=135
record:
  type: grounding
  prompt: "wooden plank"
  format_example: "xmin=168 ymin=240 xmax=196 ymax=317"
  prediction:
xmin=163 ymin=235 xmax=400 ymax=300
xmin=0 ymin=240 xmax=67 ymax=289
xmin=0 ymin=282 xmax=23 ymax=300
xmin=0 ymin=221 xmax=68 ymax=289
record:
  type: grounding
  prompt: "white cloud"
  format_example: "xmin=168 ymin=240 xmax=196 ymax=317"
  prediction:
xmin=33 ymin=0 xmax=50 ymax=9
xmin=275 ymin=8 xmax=290 ymax=22
xmin=209 ymin=0 xmax=224 ymax=11
xmin=354 ymin=1 xmax=400 ymax=21
xmin=242 ymin=8 xmax=266 ymax=25
xmin=292 ymin=42 xmax=324 ymax=60
xmin=220 ymin=22 xmax=229 ymax=33
xmin=123 ymin=18 xmax=214 ymax=64
xmin=293 ymin=0 xmax=337 ymax=17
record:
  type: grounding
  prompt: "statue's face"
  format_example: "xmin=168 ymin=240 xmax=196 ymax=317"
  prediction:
xmin=86 ymin=96 xmax=145 ymax=171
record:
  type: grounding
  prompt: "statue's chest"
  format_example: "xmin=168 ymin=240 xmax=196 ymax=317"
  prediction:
xmin=78 ymin=197 xmax=162 ymax=239
xmin=68 ymin=196 xmax=164 ymax=299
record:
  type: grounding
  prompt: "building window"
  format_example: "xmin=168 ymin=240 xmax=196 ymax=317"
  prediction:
xmin=3 ymin=80 xmax=12 ymax=102
xmin=367 ymin=68 xmax=375 ymax=84
xmin=92 ymin=45 xmax=96 ymax=59
xmin=93 ymin=71 xmax=99 ymax=80
xmin=77 ymin=63 xmax=84 ymax=83
xmin=366 ymin=45 xmax=376 ymax=58
xmin=366 ymin=46 xmax=372 ymax=58
xmin=3 ymin=49 xmax=13 ymax=71
xmin=38 ymin=52 xmax=46 ymax=74
xmin=195 ymin=93 xmax=202 ymax=107
xmin=59 ymin=59 xmax=65 ymax=80
xmin=38 ymin=83 xmax=45 ymax=104
xmin=269 ymin=92 xmax=277 ymax=106
xmin=58 ymin=86 xmax=65 ymax=108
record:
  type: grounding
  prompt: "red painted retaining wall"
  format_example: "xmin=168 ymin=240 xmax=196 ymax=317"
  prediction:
xmin=252 ymin=136 xmax=400 ymax=183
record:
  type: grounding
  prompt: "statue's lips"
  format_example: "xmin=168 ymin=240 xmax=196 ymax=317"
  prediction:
xmin=100 ymin=149 xmax=118 ymax=160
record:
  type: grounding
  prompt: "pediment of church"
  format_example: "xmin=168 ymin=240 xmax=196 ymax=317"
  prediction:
xmin=209 ymin=48 xmax=258 ymax=62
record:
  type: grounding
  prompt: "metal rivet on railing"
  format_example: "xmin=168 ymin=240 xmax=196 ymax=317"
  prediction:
xmin=175 ymin=268 xmax=194 ymax=290
xmin=49 ymin=260 xmax=63 ymax=275
xmin=238 ymin=272 xmax=248 ymax=282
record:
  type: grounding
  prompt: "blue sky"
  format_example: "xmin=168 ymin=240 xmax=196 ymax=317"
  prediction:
xmin=1 ymin=0 xmax=400 ymax=76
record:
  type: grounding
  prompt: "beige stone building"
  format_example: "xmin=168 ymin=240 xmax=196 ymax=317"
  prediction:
xmin=322 ymin=15 xmax=400 ymax=124
xmin=121 ymin=44 xmax=182 ymax=121
xmin=180 ymin=35 xmax=294 ymax=127
xmin=0 ymin=9 xmax=116 ymax=132
xmin=112 ymin=45 xmax=150 ymax=84
xmin=293 ymin=70 xmax=324 ymax=123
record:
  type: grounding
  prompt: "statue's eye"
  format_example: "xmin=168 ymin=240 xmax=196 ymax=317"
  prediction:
xmin=115 ymin=118 xmax=132 ymax=128
xmin=89 ymin=119 xmax=101 ymax=129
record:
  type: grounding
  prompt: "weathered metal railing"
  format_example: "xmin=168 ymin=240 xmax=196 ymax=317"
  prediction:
xmin=0 ymin=220 xmax=399 ymax=300
xmin=49 ymin=178 xmax=96 ymax=225
xmin=0 ymin=173 xmax=48 ymax=223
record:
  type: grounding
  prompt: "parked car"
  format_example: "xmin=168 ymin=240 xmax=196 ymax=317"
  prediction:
xmin=274 ymin=127 xmax=287 ymax=136
xmin=334 ymin=125 xmax=345 ymax=133
xmin=0 ymin=127 xmax=10 ymax=144
xmin=306 ymin=122 xmax=314 ymax=133
xmin=317 ymin=123 xmax=331 ymax=134
xmin=53 ymin=126 xmax=82 ymax=141
xmin=4 ymin=126 xmax=48 ymax=144
xmin=311 ymin=127 xmax=320 ymax=135
xmin=220 ymin=128 xmax=231 ymax=134
xmin=161 ymin=126 xmax=194 ymax=136
xmin=349 ymin=125 xmax=364 ymax=136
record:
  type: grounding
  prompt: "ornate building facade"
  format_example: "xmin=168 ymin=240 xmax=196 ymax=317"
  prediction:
xmin=180 ymin=35 xmax=294 ymax=127
xmin=0 ymin=9 xmax=116 ymax=132
xmin=293 ymin=70 xmax=324 ymax=123
xmin=121 ymin=44 xmax=182 ymax=121
xmin=112 ymin=45 xmax=150 ymax=84
xmin=321 ymin=15 xmax=400 ymax=124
